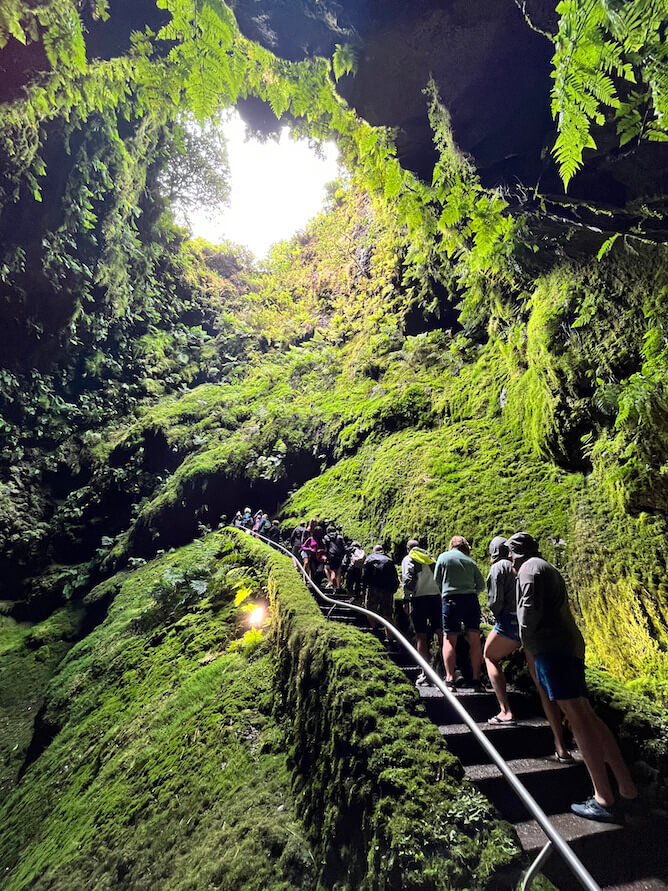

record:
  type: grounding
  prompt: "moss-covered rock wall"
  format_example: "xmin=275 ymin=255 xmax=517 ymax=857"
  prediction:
xmin=0 ymin=530 xmax=522 ymax=890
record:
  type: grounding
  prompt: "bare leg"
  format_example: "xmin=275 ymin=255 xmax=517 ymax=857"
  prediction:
xmin=442 ymin=632 xmax=459 ymax=682
xmin=435 ymin=630 xmax=443 ymax=672
xmin=484 ymin=630 xmax=519 ymax=719
xmin=415 ymin=632 xmax=430 ymax=664
xmin=559 ymin=697 xmax=638 ymax=806
xmin=526 ymin=651 xmax=570 ymax=759
xmin=466 ymin=629 xmax=483 ymax=680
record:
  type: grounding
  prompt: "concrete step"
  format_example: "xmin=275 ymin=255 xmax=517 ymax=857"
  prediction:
xmin=418 ymin=684 xmax=538 ymax=724
xmin=465 ymin=755 xmax=590 ymax=822
xmin=517 ymin=812 xmax=668 ymax=891
xmin=438 ymin=718 xmax=558 ymax=764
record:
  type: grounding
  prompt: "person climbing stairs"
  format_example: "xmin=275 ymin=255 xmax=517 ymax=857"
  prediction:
xmin=315 ymin=592 xmax=667 ymax=890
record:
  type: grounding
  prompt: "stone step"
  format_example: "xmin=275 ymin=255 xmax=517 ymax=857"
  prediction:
xmin=465 ymin=755 xmax=590 ymax=822
xmin=602 ymin=880 xmax=668 ymax=891
xmin=418 ymin=684 xmax=538 ymax=724
xmin=516 ymin=812 xmax=668 ymax=891
xmin=438 ymin=718 xmax=558 ymax=764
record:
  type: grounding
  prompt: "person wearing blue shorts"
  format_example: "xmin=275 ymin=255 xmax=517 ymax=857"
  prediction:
xmin=483 ymin=536 xmax=521 ymax=723
xmin=507 ymin=531 xmax=638 ymax=823
xmin=483 ymin=537 xmax=572 ymax=758
xmin=434 ymin=536 xmax=485 ymax=692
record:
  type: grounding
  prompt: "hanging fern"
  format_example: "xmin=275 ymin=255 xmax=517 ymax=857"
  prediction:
xmin=551 ymin=0 xmax=668 ymax=188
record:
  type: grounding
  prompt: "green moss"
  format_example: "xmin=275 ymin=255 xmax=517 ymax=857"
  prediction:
xmin=0 ymin=534 xmax=314 ymax=891
xmin=285 ymin=420 xmax=581 ymax=566
xmin=568 ymin=483 xmax=668 ymax=698
xmin=0 ymin=609 xmax=81 ymax=798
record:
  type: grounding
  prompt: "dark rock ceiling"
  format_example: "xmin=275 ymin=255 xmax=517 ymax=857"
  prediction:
xmin=231 ymin=0 xmax=668 ymax=245
xmin=1 ymin=0 xmax=666 ymax=244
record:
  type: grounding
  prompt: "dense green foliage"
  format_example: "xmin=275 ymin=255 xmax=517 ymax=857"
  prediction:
xmin=549 ymin=0 xmax=668 ymax=187
xmin=0 ymin=532 xmax=318 ymax=890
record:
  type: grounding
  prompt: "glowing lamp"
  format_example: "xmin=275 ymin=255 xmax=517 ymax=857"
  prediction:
xmin=249 ymin=606 xmax=265 ymax=627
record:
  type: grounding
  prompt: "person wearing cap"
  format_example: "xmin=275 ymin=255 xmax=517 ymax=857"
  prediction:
xmin=507 ymin=531 xmax=637 ymax=823
xmin=483 ymin=536 xmax=520 ymax=723
xmin=434 ymin=535 xmax=486 ymax=692
xmin=401 ymin=539 xmax=442 ymax=686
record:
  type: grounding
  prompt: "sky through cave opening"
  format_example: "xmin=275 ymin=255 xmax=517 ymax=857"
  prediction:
xmin=186 ymin=111 xmax=340 ymax=258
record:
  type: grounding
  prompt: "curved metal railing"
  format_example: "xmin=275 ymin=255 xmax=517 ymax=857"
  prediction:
xmin=245 ymin=528 xmax=601 ymax=891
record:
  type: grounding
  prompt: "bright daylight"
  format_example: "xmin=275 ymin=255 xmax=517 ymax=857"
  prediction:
xmin=188 ymin=112 xmax=340 ymax=256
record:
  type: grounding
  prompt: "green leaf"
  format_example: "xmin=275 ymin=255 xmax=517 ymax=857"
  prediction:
xmin=597 ymin=232 xmax=619 ymax=261
xmin=332 ymin=43 xmax=357 ymax=81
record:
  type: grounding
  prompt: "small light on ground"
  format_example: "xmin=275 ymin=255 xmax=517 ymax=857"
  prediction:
xmin=249 ymin=606 xmax=265 ymax=627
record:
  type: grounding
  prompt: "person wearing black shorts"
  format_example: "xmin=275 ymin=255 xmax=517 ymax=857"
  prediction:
xmin=507 ymin=532 xmax=638 ymax=823
xmin=401 ymin=539 xmax=442 ymax=686
xmin=434 ymin=536 xmax=486 ymax=692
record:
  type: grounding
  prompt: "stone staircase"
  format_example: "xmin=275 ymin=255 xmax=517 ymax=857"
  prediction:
xmin=316 ymin=593 xmax=668 ymax=891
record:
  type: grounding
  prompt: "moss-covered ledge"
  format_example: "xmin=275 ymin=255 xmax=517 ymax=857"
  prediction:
xmin=230 ymin=529 xmax=521 ymax=890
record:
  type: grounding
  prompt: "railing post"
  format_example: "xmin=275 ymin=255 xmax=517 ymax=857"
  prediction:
xmin=521 ymin=841 xmax=553 ymax=891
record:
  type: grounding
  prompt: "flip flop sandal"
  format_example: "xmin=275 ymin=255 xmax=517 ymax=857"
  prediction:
xmin=487 ymin=715 xmax=516 ymax=725
xmin=554 ymin=751 xmax=575 ymax=763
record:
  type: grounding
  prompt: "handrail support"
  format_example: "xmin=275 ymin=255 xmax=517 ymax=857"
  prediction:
xmin=521 ymin=841 xmax=553 ymax=891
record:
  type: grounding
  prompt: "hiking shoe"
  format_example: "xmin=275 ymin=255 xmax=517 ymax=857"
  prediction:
xmin=415 ymin=671 xmax=429 ymax=687
xmin=571 ymin=798 xmax=622 ymax=824
xmin=470 ymin=679 xmax=485 ymax=693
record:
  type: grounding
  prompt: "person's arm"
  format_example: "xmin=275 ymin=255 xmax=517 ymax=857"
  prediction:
xmin=402 ymin=559 xmax=417 ymax=597
xmin=474 ymin=563 xmax=485 ymax=593
xmin=434 ymin=556 xmax=444 ymax=592
xmin=487 ymin=567 xmax=503 ymax=617
xmin=517 ymin=569 xmax=540 ymax=648
xmin=390 ymin=562 xmax=400 ymax=593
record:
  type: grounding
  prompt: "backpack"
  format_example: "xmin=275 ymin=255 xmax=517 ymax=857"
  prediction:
xmin=327 ymin=534 xmax=346 ymax=559
xmin=349 ymin=546 xmax=366 ymax=569
xmin=364 ymin=554 xmax=398 ymax=592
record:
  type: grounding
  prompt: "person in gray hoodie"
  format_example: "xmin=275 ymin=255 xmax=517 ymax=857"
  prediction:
xmin=484 ymin=535 xmax=573 ymax=760
xmin=483 ymin=536 xmax=520 ymax=723
xmin=507 ymin=531 xmax=637 ymax=823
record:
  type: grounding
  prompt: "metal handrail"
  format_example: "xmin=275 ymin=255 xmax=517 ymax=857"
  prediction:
xmin=244 ymin=528 xmax=601 ymax=891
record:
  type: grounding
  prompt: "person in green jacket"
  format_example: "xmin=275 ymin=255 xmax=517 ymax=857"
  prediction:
xmin=434 ymin=536 xmax=485 ymax=692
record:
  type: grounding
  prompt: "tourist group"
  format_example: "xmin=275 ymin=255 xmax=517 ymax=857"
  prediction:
xmin=233 ymin=508 xmax=638 ymax=825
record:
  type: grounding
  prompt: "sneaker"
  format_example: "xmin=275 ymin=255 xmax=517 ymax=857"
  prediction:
xmin=415 ymin=671 xmax=429 ymax=687
xmin=570 ymin=798 xmax=622 ymax=824
xmin=445 ymin=680 xmax=458 ymax=694
xmin=470 ymin=679 xmax=485 ymax=693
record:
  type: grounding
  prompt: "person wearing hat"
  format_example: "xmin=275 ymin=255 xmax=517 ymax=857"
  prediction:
xmin=484 ymin=536 xmax=573 ymax=760
xmin=401 ymin=539 xmax=442 ymax=686
xmin=506 ymin=531 xmax=637 ymax=823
